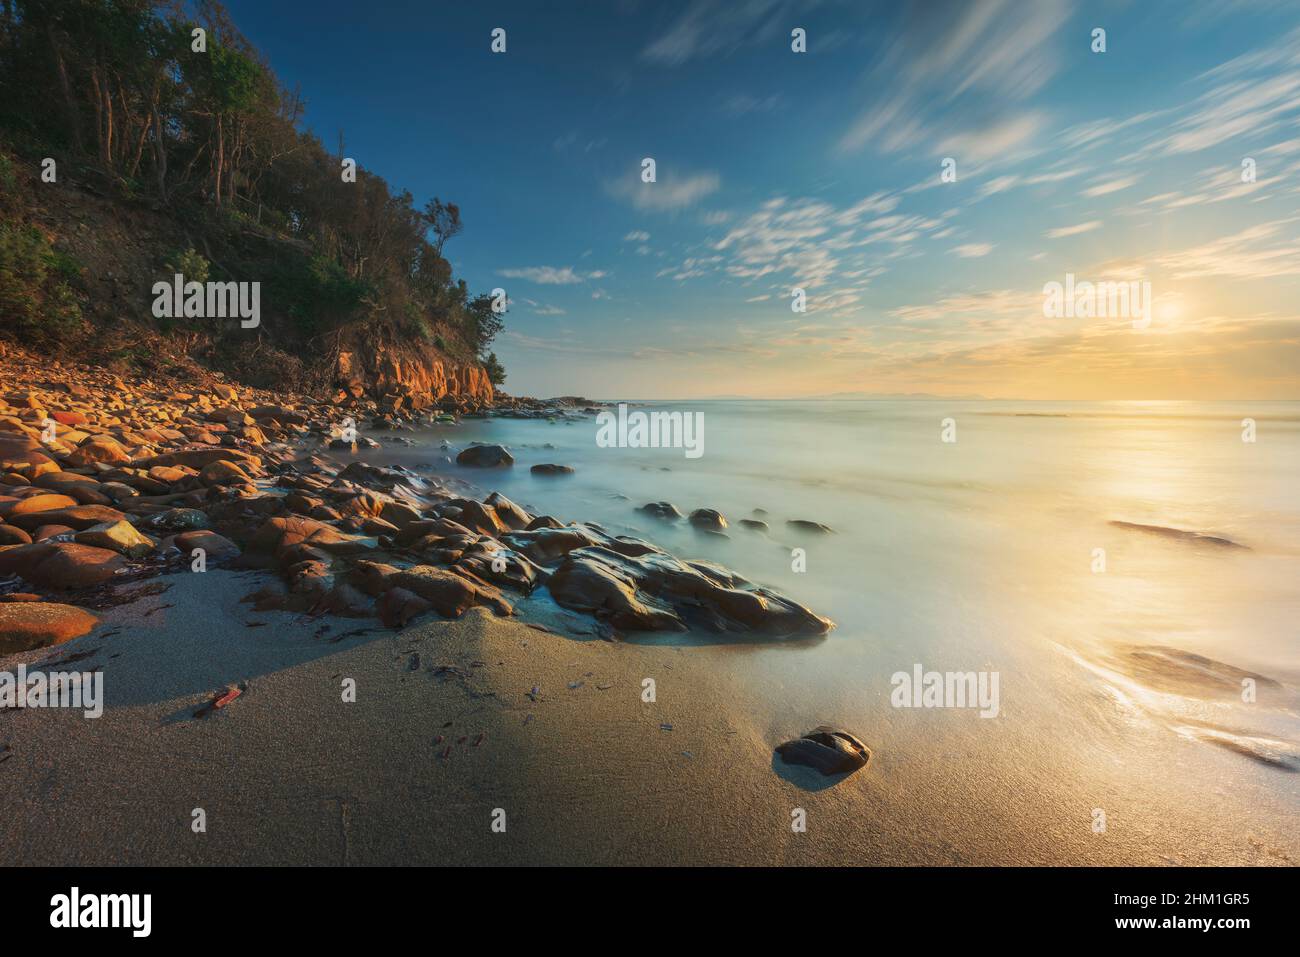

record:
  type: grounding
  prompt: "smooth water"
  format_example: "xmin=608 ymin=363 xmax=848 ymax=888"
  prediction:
xmin=353 ymin=400 xmax=1300 ymax=861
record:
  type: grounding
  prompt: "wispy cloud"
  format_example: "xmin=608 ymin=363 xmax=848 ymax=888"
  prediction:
xmin=608 ymin=169 xmax=721 ymax=212
xmin=499 ymin=266 xmax=602 ymax=285
xmin=1046 ymin=221 xmax=1102 ymax=239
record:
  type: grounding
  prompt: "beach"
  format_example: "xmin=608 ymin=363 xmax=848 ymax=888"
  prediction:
xmin=2 ymin=350 xmax=1298 ymax=866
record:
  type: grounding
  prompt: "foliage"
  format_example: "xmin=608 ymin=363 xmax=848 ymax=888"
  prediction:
xmin=0 ymin=0 xmax=504 ymax=379
xmin=0 ymin=223 xmax=83 ymax=343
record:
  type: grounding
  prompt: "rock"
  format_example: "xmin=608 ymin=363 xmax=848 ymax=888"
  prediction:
xmin=638 ymin=502 xmax=683 ymax=521
xmin=251 ymin=516 xmax=372 ymax=559
xmin=65 ymin=435 xmax=133 ymax=466
xmin=20 ymin=543 xmax=128 ymax=590
xmin=688 ymin=508 xmax=727 ymax=531
xmin=174 ymin=529 xmax=241 ymax=558
xmin=483 ymin=492 xmax=531 ymax=530
xmin=775 ymin=726 xmax=871 ymax=776
xmin=8 ymin=493 xmax=79 ymax=515
xmin=530 ymin=463 xmax=574 ymax=476
xmin=786 ymin=519 xmax=834 ymax=534
xmin=377 ymin=587 xmax=433 ymax=628
xmin=456 ymin=444 xmax=514 ymax=468
xmin=142 ymin=507 xmax=209 ymax=532
xmin=7 ymin=504 xmax=127 ymax=532
xmin=738 ymin=519 xmax=768 ymax=531
xmin=74 ymin=520 xmax=156 ymax=558
xmin=389 ymin=565 xmax=513 ymax=618
xmin=0 ymin=524 xmax=32 ymax=545
xmin=0 ymin=602 xmax=100 ymax=655
xmin=199 ymin=459 xmax=252 ymax=486
xmin=545 ymin=545 xmax=834 ymax=638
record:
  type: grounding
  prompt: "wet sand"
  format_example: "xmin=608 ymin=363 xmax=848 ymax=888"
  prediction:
xmin=3 ymin=569 xmax=1296 ymax=866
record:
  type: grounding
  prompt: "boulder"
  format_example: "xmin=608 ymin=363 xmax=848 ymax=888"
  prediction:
xmin=688 ymin=508 xmax=728 ymax=532
xmin=8 ymin=493 xmax=79 ymax=515
xmin=637 ymin=502 xmax=682 ymax=521
xmin=7 ymin=505 xmax=127 ymax=532
xmin=546 ymin=545 xmax=834 ymax=638
xmin=65 ymin=435 xmax=132 ymax=466
xmin=786 ymin=519 xmax=834 ymax=534
xmin=20 ymin=543 xmax=128 ymax=590
xmin=530 ymin=463 xmax=574 ymax=476
xmin=74 ymin=520 xmax=156 ymax=558
xmin=0 ymin=602 xmax=100 ymax=655
xmin=456 ymin=444 xmax=514 ymax=468
xmin=175 ymin=529 xmax=241 ymax=558
xmin=389 ymin=565 xmax=512 ymax=618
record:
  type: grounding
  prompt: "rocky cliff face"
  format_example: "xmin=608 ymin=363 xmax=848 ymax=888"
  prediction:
xmin=336 ymin=345 xmax=493 ymax=412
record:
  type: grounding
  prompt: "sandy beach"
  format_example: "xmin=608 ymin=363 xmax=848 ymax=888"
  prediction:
xmin=5 ymin=562 xmax=1296 ymax=866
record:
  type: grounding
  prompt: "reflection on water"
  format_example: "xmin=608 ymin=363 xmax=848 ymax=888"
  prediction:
xmin=352 ymin=399 xmax=1300 ymax=854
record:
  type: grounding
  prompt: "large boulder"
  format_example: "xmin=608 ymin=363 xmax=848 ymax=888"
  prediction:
xmin=18 ymin=543 xmax=128 ymax=590
xmin=456 ymin=444 xmax=513 ymax=468
xmin=545 ymin=545 xmax=834 ymax=638
xmin=388 ymin=565 xmax=512 ymax=618
xmin=0 ymin=602 xmax=100 ymax=655
xmin=74 ymin=520 xmax=156 ymax=559
xmin=6 ymin=505 xmax=127 ymax=532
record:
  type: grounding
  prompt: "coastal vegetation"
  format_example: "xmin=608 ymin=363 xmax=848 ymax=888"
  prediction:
xmin=0 ymin=0 xmax=501 ymax=389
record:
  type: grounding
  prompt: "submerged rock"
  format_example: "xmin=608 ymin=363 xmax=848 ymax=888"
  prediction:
xmin=456 ymin=444 xmax=514 ymax=468
xmin=637 ymin=502 xmax=682 ymax=521
xmin=775 ymin=726 xmax=871 ymax=775
xmin=786 ymin=519 xmax=834 ymax=534
xmin=544 ymin=538 xmax=834 ymax=638
xmin=530 ymin=463 xmax=574 ymax=476
xmin=689 ymin=508 xmax=728 ymax=532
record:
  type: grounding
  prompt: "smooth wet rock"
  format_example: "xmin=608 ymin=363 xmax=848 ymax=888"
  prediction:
xmin=786 ymin=519 xmax=834 ymax=534
xmin=738 ymin=519 xmax=769 ymax=531
xmin=638 ymin=502 xmax=682 ymax=521
xmin=531 ymin=463 xmax=574 ymax=476
xmin=8 ymin=492 xmax=79 ymax=515
xmin=21 ymin=543 xmax=128 ymax=590
xmin=546 ymin=545 xmax=834 ymax=638
xmin=175 ymin=529 xmax=240 ymax=558
xmin=0 ymin=524 xmax=31 ymax=545
xmin=0 ymin=602 xmax=100 ymax=654
xmin=7 ymin=504 xmax=127 ymax=532
xmin=74 ymin=520 xmax=156 ymax=558
xmin=389 ymin=565 xmax=512 ymax=618
xmin=775 ymin=726 xmax=871 ymax=775
xmin=456 ymin=444 xmax=514 ymax=468
xmin=689 ymin=508 xmax=728 ymax=532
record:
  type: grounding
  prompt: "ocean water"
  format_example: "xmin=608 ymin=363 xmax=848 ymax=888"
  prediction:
xmin=352 ymin=399 xmax=1300 ymax=862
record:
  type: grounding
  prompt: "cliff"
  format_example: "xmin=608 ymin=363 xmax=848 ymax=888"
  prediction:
xmin=336 ymin=344 xmax=493 ymax=412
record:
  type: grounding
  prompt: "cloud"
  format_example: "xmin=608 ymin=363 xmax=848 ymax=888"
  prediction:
xmin=837 ymin=0 xmax=1068 ymax=158
xmin=953 ymin=243 xmax=994 ymax=257
xmin=1082 ymin=175 xmax=1140 ymax=197
xmin=608 ymin=169 xmax=721 ymax=212
xmin=624 ymin=230 xmax=651 ymax=242
xmin=641 ymin=0 xmax=804 ymax=66
xmin=1046 ymin=221 xmax=1102 ymax=239
xmin=498 ymin=266 xmax=598 ymax=285
xmin=1154 ymin=220 xmax=1300 ymax=279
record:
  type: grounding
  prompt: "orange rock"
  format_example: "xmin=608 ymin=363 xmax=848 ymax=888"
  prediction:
xmin=0 ymin=602 xmax=99 ymax=654
xmin=9 ymin=493 xmax=79 ymax=515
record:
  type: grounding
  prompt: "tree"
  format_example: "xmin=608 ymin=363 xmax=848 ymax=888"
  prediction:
xmin=482 ymin=352 xmax=506 ymax=386
xmin=422 ymin=197 xmax=461 ymax=255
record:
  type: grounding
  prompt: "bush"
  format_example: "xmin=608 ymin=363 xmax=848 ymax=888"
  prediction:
xmin=166 ymin=247 xmax=210 ymax=283
xmin=0 ymin=223 xmax=83 ymax=344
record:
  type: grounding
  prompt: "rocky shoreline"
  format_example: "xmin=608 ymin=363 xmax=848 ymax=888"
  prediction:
xmin=0 ymin=348 xmax=833 ymax=658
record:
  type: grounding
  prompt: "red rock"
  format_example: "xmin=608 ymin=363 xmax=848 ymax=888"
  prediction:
xmin=7 ymin=505 xmax=127 ymax=532
xmin=22 ymin=543 xmax=128 ymax=589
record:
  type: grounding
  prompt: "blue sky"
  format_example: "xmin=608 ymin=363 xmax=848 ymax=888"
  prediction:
xmin=224 ymin=0 xmax=1300 ymax=399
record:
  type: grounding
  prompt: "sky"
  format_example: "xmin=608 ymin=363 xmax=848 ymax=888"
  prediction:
xmin=222 ymin=0 xmax=1300 ymax=400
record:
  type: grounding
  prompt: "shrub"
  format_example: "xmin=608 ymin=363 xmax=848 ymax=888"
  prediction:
xmin=0 ymin=223 xmax=83 ymax=344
